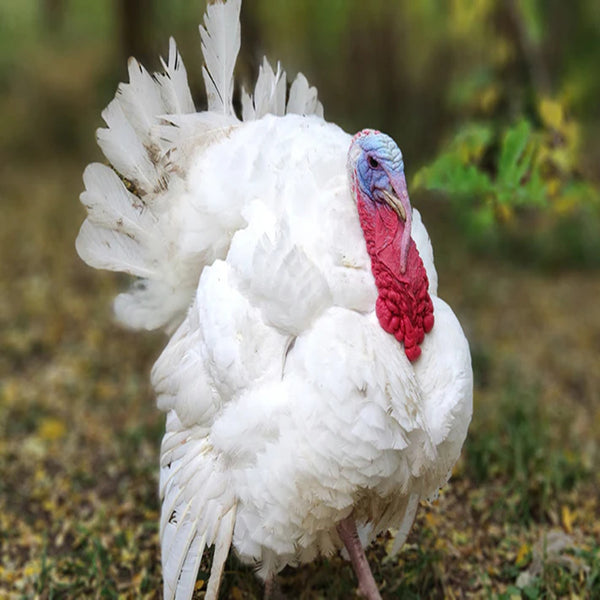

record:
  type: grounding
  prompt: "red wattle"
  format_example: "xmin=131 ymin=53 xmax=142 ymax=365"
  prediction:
xmin=357 ymin=198 xmax=434 ymax=362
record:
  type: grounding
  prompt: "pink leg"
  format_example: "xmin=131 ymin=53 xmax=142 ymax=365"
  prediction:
xmin=336 ymin=516 xmax=382 ymax=600
xmin=264 ymin=575 xmax=279 ymax=600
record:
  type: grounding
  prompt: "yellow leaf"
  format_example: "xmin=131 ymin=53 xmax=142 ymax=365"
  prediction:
xmin=42 ymin=499 xmax=56 ymax=512
xmin=425 ymin=512 xmax=439 ymax=528
xmin=37 ymin=417 xmax=66 ymax=442
xmin=515 ymin=543 xmax=531 ymax=567
xmin=539 ymin=98 xmax=564 ymax=130
xmin=230 ymin=587 xmax=244 ymax=600
xmin=496 ymin=203 xmax=514 ymax=223
xmin=562 ymin=505 xmax=574 ymax=534
xmin=1 ymin=379 xmax=20 ymax=405
xmin=23 ymin=561 xmax=40 ymax=578
xmin=545 ymin=178 xmax=561 ymax=198
xmin=554 ymin=197 xmax=577 ymax=216
xmin=479 ymin=85 xmax=500 ymax=114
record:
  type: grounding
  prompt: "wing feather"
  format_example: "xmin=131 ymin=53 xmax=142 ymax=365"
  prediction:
xmin=205 ymin=506 xmax=236 ymax=600
xmin=160 ymin=412 xmax=236 ymax=600
xmin=173 ymin=531 xmax=206 ymax=600
xmin=389 ymin=493 xmax=420 ymax=555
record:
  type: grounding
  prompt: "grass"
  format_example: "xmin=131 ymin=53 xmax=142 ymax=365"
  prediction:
xmin=466 ymin=372 xmax=590 ymax=525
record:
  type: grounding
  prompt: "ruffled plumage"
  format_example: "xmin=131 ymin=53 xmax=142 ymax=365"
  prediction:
xmin=76 ymin=1 xmax=472 ymax=599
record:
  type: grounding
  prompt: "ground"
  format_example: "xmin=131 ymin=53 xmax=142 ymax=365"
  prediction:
xmin=0 ymin=160 xmax=598 ymax=599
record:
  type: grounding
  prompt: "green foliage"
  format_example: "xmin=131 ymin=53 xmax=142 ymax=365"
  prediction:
xmin=414 ymin=119 xmax=549 ymax=237
xmin=414 ymin=108 xmax=600 ymax=266
xmin=405 ymin=0 xmax=600 ymax=267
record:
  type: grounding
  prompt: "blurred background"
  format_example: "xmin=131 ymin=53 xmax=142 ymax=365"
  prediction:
xmin=1 ymin=1 xmax=599 ymax=598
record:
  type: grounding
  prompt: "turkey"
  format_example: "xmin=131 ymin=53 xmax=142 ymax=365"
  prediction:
xmin=76 ymin=1 xmax=473 ymax=598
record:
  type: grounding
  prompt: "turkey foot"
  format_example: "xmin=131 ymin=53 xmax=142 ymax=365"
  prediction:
xmin=336 ymin=516 xmax=382 ymax=600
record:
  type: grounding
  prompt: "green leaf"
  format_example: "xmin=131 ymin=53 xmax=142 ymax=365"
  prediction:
xmin=414 ymin=154 xmax=492 ymax=198
xmin=498 ymin=120 xmax=533 ymax=192
xmin=451 ymin=122 xmax=495 ymax=163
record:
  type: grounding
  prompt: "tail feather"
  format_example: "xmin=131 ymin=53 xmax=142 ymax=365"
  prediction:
xmin=242 ymin=60 xmax=323 ymax=121
xmin=95 ymin=38 xmax=195 ymax=199
xmin=153 ymin=112 xmax=238 ymax=175
xmin=76 ymin=219 xmax=156 ymax=279
xmin=243 ymin=58 xmax=287 ymax=120
xmin=96 ymin=99 xmax=160 ymax=193
xmin=78 ymin=37 xmax=219 ymax=332
xmin=78 ymin=0 xmax=325 ymax=333
xmin=114 ymin=279 xmax=187 ymax=331
xmin=79 ymin=163 xmax=156 ymax=245
xmin=287 ymin=72 xmax=324 ymax=117
xmin=157 ymin=38 xmax=196 ymax=115
xmin=76 ymin=162 xmax=160 ymax=279
xmin=118 ymin=58 xmax=166 ymax=148
xmin=200 ymin=0 xmax=242 ymax=116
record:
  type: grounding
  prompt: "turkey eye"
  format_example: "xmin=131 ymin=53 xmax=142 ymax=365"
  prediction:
xmin=368 ymin=156 xmax=379 ymax=169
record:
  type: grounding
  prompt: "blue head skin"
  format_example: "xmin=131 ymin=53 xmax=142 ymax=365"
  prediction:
xmin=348 ymin=129 xmax=413 ymax=272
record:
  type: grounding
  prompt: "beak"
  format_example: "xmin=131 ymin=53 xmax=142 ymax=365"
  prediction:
xmin=381 ymin=170 xmax=411 ymax=224
xmin=381 ymin=189 xmax=406 ymax=222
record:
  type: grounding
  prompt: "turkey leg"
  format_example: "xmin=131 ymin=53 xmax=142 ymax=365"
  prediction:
xmin=336 ymin=516 xmax=382 ymax=600
xmin=264 ymin=575 xmax=285 ymax=600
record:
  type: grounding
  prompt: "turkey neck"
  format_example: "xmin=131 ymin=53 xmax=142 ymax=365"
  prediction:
xmin=356 ymin=197 xmax=434 ymax=362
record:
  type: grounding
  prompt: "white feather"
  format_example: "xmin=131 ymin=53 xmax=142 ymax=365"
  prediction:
xmin=160 ymin=412 xmax=236 ymax=600
xmin=76 ymin=219 xmax=157 ymax=279
xmin=117 ymin=58 xmax=166 ymax=148
xmin=241 ymin=85 xmax=255 ymax=121
xmin=231 ymin=222 xmax=333 ymax=335
xmin=96 ymin=99 xmax=158 ymax=193
xmin=251 ymin=58 xmax=287 ymax=119
xmin=389 ymin=493 xmax=420 ymax=555
xmin=157 ymin=38 xmax=196 ymax=115
xmin=287 ymin=72 xmax=324 ymax=117
xmin=79 ymin=163 xmax=156 ymax=244
xmin=199 ymin=0 xmax=241 ymax=116
xmin=113 ymin=280 xmax=188 ymax=331
xmin=205 ymin=506 xmax=236 ymax=600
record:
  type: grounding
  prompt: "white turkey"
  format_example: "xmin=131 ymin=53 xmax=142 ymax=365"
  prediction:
xmin=76 ymin=1 xmax=473 ymax=598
